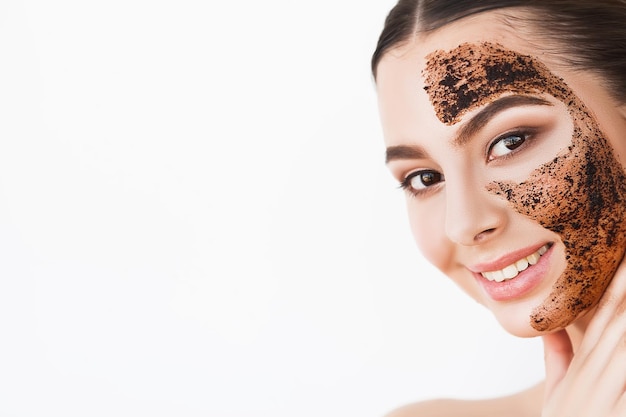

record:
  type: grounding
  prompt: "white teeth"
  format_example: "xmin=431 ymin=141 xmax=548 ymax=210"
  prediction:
xmin=492 ymin=270 xmax=505 ymax=282
xmin=527 ymin=252 xmax=540 ymax=265
xmin=480 ymin=244 xmax=550 ymax=282
xmin=515 ymin=258 xmax=529 ymax=272
xmin=502 ymin=265 xmax=519 ymax=279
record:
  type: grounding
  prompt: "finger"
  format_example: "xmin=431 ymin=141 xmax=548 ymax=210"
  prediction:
xmin=612 ymin=390 xmax=626 ymax=417
xmin=543 ymin=329 xmax=574 ymax=400
xmin=567 ymin=271 xmax=626 ymax=411
xmin=581 ymin=311 xmax=626 ymax=405
xmin=589 ymin=255 xmax=626 ymax=329
xmin=597 ymin=338 xmax=626 ymax=407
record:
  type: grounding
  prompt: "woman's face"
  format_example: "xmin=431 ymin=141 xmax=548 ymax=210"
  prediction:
xmin=377 ymin=12 xmax=626 ymax=336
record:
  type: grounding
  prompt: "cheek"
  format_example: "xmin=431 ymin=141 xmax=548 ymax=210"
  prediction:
xmin=406 ymin=200 xmax=453 ymax=272
xmin=488 ymin=109 xmax=626 ymax=332
xmin=407 ymin=200 xmax=486 ymax=304
xmin=405 ymin=199 xmax=480 ymax=296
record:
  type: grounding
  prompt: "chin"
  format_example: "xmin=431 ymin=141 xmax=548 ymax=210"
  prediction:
xmin=494 ymin=315 xmax=545 ymax=338
xmin=494 ymin=305 xmax=599 ymax=338
xmin=488 ymin=301 xmax=569 ymax=338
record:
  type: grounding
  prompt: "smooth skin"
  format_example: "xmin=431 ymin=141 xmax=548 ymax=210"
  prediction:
xmin=376 ymin=9 xmax=626 ymax=417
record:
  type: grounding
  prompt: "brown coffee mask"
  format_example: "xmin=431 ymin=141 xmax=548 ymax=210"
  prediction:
xmin=423 ymin=42 xmax=626 ymax=331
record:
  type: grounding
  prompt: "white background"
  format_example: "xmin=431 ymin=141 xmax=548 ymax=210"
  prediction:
xmin=0 ymin=1 xmax=544 ymax=416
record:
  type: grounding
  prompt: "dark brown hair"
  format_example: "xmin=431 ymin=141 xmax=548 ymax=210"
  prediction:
xmin=371 ymin=0 xmax=626 ymax=102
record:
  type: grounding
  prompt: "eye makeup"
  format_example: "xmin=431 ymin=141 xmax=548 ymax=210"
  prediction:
xmin=400 ymin=169 xmax=444 ymax=197
xmin=486 ymin=128 xmax=535 ymax=162
xmin=423 ymin=42 xmax=626 ymax=332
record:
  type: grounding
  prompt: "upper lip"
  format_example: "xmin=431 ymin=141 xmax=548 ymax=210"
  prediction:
xmin=466 ymin=242 xmax=551 ymax=273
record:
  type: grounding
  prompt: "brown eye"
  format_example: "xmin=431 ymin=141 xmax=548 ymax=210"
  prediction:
xmin=402 ymin=170 xmax=444 ymax=192
xmin=489 ymin=133 xmax=527 ymax=160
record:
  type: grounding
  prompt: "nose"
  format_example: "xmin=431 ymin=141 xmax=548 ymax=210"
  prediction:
xmin=444 ymin=175 xmax=506 ymax=246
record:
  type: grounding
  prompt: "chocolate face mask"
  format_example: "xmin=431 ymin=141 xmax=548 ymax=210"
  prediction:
xmin=423 ymin=42 xmax=626 ymax=331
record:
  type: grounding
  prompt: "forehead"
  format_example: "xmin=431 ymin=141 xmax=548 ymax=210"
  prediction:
xmin=423 ymin=42 xmax=570 ymax=125
xmin=375 ymin=13 xmax=569 ymax=145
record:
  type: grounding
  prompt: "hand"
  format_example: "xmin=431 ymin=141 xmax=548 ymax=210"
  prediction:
xmin=542 ymin=259 xmax=626 ymax=416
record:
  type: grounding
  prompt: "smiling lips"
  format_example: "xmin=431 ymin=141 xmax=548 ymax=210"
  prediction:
xmin=480 ymin=244 xmax=550 ymax=283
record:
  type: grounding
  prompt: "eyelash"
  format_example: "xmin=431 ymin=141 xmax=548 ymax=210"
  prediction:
xmin=399 ymin=170 xmax=444 ymax=197
xmin=399 ymin=128 xmax=535 ymax=197
xmin=486 ymin=129 xmax=533 ymax=162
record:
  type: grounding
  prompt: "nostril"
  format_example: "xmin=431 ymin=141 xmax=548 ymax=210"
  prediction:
xmin=474 ymin=228 xmax=496 ymax=242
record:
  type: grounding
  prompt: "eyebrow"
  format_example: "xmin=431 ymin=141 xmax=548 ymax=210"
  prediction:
xmin=454 ymin=95 xmax=552 ymax=146
xmin=385 ymin=95 xmax=552 ymax=164
xmin=385 ymin=143 xmax=429 ymax=163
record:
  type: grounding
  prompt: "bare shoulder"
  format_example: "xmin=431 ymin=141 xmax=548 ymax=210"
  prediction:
xmin=384 ymin=382 xmax=544 ymax=417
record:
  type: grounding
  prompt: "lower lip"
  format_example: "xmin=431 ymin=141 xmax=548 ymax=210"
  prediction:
xmin=475 ymin=245 xmax=554 ymax=302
